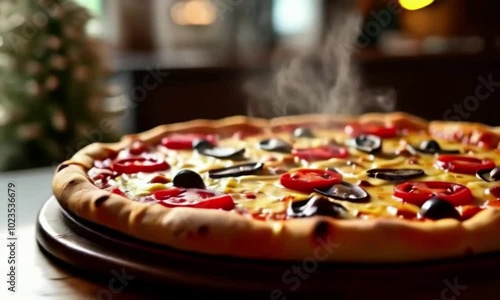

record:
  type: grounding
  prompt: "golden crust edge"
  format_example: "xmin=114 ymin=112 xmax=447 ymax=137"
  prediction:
xmin=51 ymin=112 xmax=500 ymax=262
xmin=268 ymin=111 xmax=429 ymax=130
xmin=429 ymin=120 xmax=500 ymax=149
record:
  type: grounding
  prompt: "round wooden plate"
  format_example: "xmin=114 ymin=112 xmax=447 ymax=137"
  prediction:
xmin=36 ymin=196 xmax=500 ymax=299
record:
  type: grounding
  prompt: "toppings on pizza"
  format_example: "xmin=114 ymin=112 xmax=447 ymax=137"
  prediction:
xmin=88 ymin=168 xmax=114 ymax=181
xmin=287 ymin=196 xmax=351 ymax=219
xmin=280 ymin=169 xmax=342 ymax=193
xmin=112 ymin=157 xmax=170 ymax=174
xmin=85 ymin=115 xmax=500 ymax=225
xmin=127 ymin=140 xmax=150 ymax=155
xmin=149 ymin=174 xmax=170 ymax=184
xmin=110 ymin=188 xmax=126 ymax=197
xmin=393 ymin=181 xmax=474 ymax=207
xmin=161 ymin=133 xmax=217 ymax=150
xmin=292 ymin=145 xmax=349 ymax=161
xmin=415 ymin=140 xmax=460 ymax=155
xmin=173 ymin=169 xmax=206 ymax=189
xmin=394 ymin=140 xmax=419 ymax=157
xmin=386 ymin=203 xmax=419 ymax=219
xmin=259 ymin=139 xmax=292 ymax=153
xmin=315 ymin=182 xmax=370 ymax=203
xmin=457 ymin=205 xmax=484 ymax=220
xmin=345 ymin=123 xmax=398 ymax=139
xmin=94 ymin=158 xmax=113 ymax=169
xmin=366 ymin=168 xmax=425 ymax=181
xmin=489 ymin=168 xmax=500 ymax=181
xmin=436 ymin=155 xmax=495 ymax=175
xmin=155 ymin=188 xmax=235 ymax=210
xmin=489 ymin=186 xmax=500 ymax=198
xmin=293 ymin=127 xmax=315 ymax=138
xmin=348 ymin=134 xmax=382 ymax=154
xmin=193 ymin=139 xmax=245 ymax=160
xmin=154 ymin=187 xmax=185 ymax=198
xmin=208 ymin=162 xmax=264 ymax=179
xmin=485 ymin=199 xmax=500 ymax=207
xmin=476 ymin=167 xmax=500 ymax=182
xmin=419 ymin=197 xmax=461 ymax=220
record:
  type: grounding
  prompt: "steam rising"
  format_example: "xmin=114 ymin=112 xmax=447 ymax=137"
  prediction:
xmin=246 ymin=0 xmax=396 ymax=118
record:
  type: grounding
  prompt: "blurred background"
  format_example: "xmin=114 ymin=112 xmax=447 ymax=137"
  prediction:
xmin=1 ymin=0 xmax=500 ymax=171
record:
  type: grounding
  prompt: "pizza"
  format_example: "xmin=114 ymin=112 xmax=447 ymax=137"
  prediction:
xmin=51 ymin=112 xmax=500 ymax=263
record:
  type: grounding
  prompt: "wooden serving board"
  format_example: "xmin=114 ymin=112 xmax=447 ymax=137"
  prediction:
xmin=36 ymin=197 xmax=500 ymax=299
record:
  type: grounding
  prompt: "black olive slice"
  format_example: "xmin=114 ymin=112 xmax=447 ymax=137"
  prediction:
xmin=366 ymin=168 xmax=425 ymax=181
xmin=194 ymin=139 xmax=245 ymax=160
xmin=192 ymin=139 xmax=214 ymax=150
xmin=476 ymin=167 xmax=500 ymax=182
xmin=293 ymin=127 xmax=315 ymax=138
xmin=416 ymin=140 xmax=460 ymax=155
xmin=200 ymin=147 xmax=245 ymax=159
xmin=314 ymin=182 xmax=370 ymax=203
xmin=419 ymin=197 xmax=461 ymax=220
xmin=348 ymin=134 xmax=382 ymax=154
xmin=208 ymin=162 xmax=263 ymax=179
xmin=419 ymin=140 xmax=440 ymax=153
xmin=173 ymin=169 xmax=206 ymax=189
xmin=287 ymin=196 xmax=351 ymax=219
xmin=259 ymin=139 xmax=292 ymax=153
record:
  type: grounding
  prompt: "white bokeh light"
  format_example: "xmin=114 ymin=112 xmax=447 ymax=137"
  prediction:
xmin=273 ymin=0 xmax=320 ymax=36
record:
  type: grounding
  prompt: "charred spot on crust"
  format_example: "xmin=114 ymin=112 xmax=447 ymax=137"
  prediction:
xmin=312 ymin=220 xmax=331 ymax=241
xmin=465 ymin=247 xmax=474 ymax=256
xmin=197 ymin=225 xmax=209 ymax=236
xmin=63 ymin=178 xmax=85 ymax=190
xmin=94 ymin=195 xmax=110 ymax=207
xmin=57 ymin=164 xmax=70 ymax=172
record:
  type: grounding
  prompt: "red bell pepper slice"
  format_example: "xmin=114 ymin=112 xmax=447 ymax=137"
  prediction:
xmin=292 ymin=145 xmax=349 ymax=161
xmin=457 ymin=205 xmax=484 ymax=220
xmin=154 ymin=187 xmax=185 ymax=198
xmin=490 ymin=186 xmax=500 ymax=198
xmin=345 ymin=123 xmax=398 ymax=139
xmin=436 ymin=155 xmax=495 ymax=175
xmin=393 ymin=181 xmax=474 ymax=207
xmin=485 ymin=199 xmax=500 ymax=208
xmin=112 ymin=157 xmax=170 ymax=174
xmin=155 ymin=188 xmax=234 ymax=210
xmin=88 ymin=167 xmax=115 ymax=181
xmin=111 ymin=188 xmax=127 ymax=197
xmin=280 ymin=169 xmax=343 ymax=193
xmin=161 ymin=133 xmax=217 ymax=150
xmin=127 ymin=140 xmax=150 ymax=156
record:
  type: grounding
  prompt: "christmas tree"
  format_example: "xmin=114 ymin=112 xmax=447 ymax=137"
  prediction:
xmin=0 ymin=0 xmax=118 ymax=171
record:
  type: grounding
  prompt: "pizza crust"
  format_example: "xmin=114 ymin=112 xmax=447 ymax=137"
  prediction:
xmin=268 ymin=112 xmax=429 ymax=133
xmin=359 ymin=112 xmax=429 ymax=131
xmin=429 ymin=121 xmax=500 ymax=149
xmin=52 ymin=112 xmax=500 ymax=263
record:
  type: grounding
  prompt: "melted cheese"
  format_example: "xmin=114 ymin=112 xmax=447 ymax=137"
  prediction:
xmin=98 ymin=128 xmax=500 ymax=220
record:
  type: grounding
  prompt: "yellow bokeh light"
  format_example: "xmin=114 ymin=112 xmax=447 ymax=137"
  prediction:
xmin=399 ymin=0 xmax=435 ymax=11
xmin=170 ymin=0 xmax=216 ymax=26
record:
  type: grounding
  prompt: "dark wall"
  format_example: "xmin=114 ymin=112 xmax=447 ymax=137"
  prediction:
xmin=131 ymin=54 xmax=500 ymax=132
xmin=134 ymin=68 xmax=249 ymax=132
xmin=362 ymin=54 xmax=500 ymax=126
